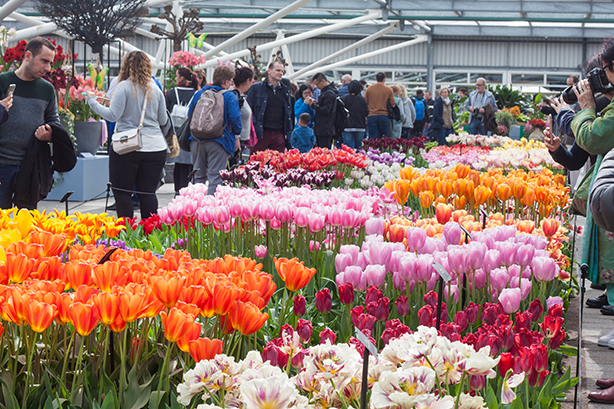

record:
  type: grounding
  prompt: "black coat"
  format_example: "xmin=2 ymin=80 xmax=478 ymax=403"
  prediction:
xmin=341 ymin=93 xmax=368 ymax=129
xmin=13 ymin=122 xmax=77 ymax=209
xmin=430 ymin=97 xmax=455 ymax=130
xmin=246 ymin=80 xmax=293 ymax=140
xmin=314 ymin=83 xmax=338 ymax=137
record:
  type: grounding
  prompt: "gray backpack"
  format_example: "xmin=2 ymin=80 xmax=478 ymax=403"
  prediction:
xmin=190 ymin=88 xmax=229 ymax=140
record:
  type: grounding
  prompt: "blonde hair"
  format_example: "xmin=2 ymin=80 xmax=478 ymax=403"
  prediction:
xmin=440 ymin=86 xmax=450 ymax=95
xmin=390 ymin=85 xmax=400 ymax=95
xmin=118 ymin=51 xmax=152 ymax=97
xmin=398 ymin=83 xmax=408 ymax=99
xmin=193 ymin=68 xmax=207 ymax=88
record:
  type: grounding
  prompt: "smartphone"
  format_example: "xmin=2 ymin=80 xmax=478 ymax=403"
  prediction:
xmin=546 ymin=114 xmax=552 ymax=129
xmin=7 ymin=84 xmax=15 ymax=97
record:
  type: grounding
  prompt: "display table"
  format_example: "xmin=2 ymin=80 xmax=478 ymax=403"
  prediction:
xmin=45 ymin=156 xmax=111 ymax=202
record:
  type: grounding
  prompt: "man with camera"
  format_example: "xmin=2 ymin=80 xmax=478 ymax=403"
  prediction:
xmin=467 ymin=78 xmax=497 ymax=135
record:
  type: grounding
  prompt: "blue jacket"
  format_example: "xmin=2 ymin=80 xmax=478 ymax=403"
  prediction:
xmin=549 ymin=142 xmax=590 ymax=171
xmin=338 ymin=83 xmax=349 ymax=97
xmin=188 ymin=85 xmax=242 ymax=156
xmin=290 ymin=125 xmax=315 ymax=153
xmin=294 ymin=98 xmax=314 ymax=128
xmin=246 ymin=79 xmax=293 ymax=140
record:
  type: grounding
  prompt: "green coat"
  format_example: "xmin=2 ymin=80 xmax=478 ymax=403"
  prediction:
xmin=572 ymin=104 xmax=614 ymax=284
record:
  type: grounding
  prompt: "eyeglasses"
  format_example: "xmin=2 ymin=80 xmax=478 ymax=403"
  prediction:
xmin=476 ymin=83 xmax=485 ymax=86
xmin=602 ymin=63 xmax=613 ymax=72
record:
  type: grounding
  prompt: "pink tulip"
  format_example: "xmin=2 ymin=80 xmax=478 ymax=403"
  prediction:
xmin=182 ymin=199 xmax=198 ymax=216
xmin=335 ymin=253 xmax=353 ymax=274
xmin=309 ymin=241 xmax=320 ymax=252
xmin=466 ymin=241 xmax=487 ymax=270
xmin=328 ymin=207 xmax=342 ymax=226
xmin=407 ymin=227 xmax=426 ymax=252
xmin=515 ymin=244 xmax=534 ymax=267
xmin=490 ymin=268 xmax=509 ymax=292
xmin=498 ymin=288 xmax=521 ymax=314
xmin=229 ymin=201 xmax=242 ymax=218
xmin=241 ymin=201 xmax=259 ymax=221
xmin=365 ymin=217 xmax=384 ymax=236
xmin=158 ymin=208 xmax=172 ymax=224
xmin=276 ymin=205 xmax=293 ymax=223
xmin=308 ymin=213 xmax=325 ymax=232
xmin=259 ymin=202 xmax=276 ymax=221
xmin=473 ymin=269 xmax=487 ymax=289
xmin=213 ymin=206 xmax=230 ymax=225
xmin=426 ymin=274 xmax=438 ymax=292
xmin=342 ymin=266 xmax=366 ymax=291
xmin=168 ymin=203 xmax=184 ymax=221
xmin=340 ymin=245 xmax=360 ymax=264
xmin=196 ymin=207 xmax=214 ymax=225
xmin=447 ymin=246 xmax=469 ymax=274
xmin=496 ymin=241 xmax=516 ymax=266
xmin=415 ymin=255 xmax=434 ymax=282
xmin=444 ymin=284 xmax=459 ymax=304
xmin=520 ymin=278 xmax=532 ymax=300
xmin=547 ymin=296 xmax=563 ymax=310
xmin=254 ymin=245 xmax=268 ymax=258
xmin=389 ymin=251 xmax=405 ymax=273
xmin=270 ymin=218 xmax=282 ymax=230
xmin=294 ymin=208 xmax=310 ymax=228
xmin=341 ymin=209 xmax=359 ymax=229
xmin=398 ymin=255 xmax=416 ymax=282
xmin=364 ymin=265 xmax=387 ymax=287
xmin=483 ymin=250 xmax=501 ymax=274
xmin=507 ymin=264 xmax=521 ymax=282
xmin=367 ymin=242 xmax=393 ymax=267
xmin=443 ymin=222 xmax=462 ymax=245
xmin=355 ymin=253 xmax=368 ymax=271
xmin=531 ymin=257 xmax=557 ymax=282
xmin=418 ymin=237 xmax=439 ymax=255
xmin=392 ymin=272 xmax=406 ymax=291
xmin=533 ymin=236 xmax=548 ymax=250
xmin=433 ymin=252 xmax=450 ymax=274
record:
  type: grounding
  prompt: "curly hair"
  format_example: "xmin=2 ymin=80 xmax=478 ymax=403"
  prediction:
xmin=118 ymin=51 xmax=152 ymax=96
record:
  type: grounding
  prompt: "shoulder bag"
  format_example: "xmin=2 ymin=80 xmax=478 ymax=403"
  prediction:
xmin=112 ymin=86 xmax=149 ymax=155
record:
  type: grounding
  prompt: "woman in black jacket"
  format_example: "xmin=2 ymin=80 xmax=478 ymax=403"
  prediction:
xmin=340 ymin=80 xmax=368 ymax=149
xmin=429 ymin=87 xmax=455 ymax=146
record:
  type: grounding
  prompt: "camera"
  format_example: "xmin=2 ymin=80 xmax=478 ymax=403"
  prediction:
xmin=562 ymin=67 xmax=614 ymax=104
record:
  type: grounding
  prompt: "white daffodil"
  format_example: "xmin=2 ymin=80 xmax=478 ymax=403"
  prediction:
xmin=501 ymin=372 xmax=525 ymax=404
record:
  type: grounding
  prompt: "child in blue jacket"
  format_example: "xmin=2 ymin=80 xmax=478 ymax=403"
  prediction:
xmin=291 ymin=113 xmax=315 ymax=153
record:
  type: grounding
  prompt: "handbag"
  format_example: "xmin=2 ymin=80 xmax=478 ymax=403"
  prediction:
xmin=178 ymin=106 xmax=195 ymax=152
xmin=161 ymin=110 xmax=180 ymax=158
xmin=112 ymin=87 xmax=149 ymax=155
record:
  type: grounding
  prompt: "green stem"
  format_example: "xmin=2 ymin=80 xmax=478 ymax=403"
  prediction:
xmin=454 ymin=372 xmax=467 ymax=409
xmin=22 ymin=330 xmax=37 ymax=409
xmin=70 ymin=335 xmax=86 ymax=398
xmin=60 ymin=329 xmax=76 ymax=393
xmin=156 ymin=342 xmax=174 ymax=409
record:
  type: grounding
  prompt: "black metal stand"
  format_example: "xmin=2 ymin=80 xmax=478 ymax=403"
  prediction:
xmin=188 ymin=168 xmax=199 ymax=185
xmin=436 ymin=276 xmax=444 ymax=330
xmin=360 ymin=347 xmax=369 ymax=409
xmin=59 ymin=191 xmax=74 ymax=215
xmin=104 ymin=183 xmax=112 ymax=212
xmin=574 ymin=263 xmax=589 ymax=409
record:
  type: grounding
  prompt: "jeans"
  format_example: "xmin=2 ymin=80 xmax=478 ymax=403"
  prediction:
xmin=431 ymin=127 xmax=453 ymax=146
xmin=190 ymin=139 xmax=231 ymax=195
xmin=367 ymin=115 xmax=389 ymax=139
xmin=411 ymin=119 xmax=425 ymax=137
xmin=469 ymin=119 xmax=485 ymax=135
xmin=251 ymin=130 xmax=286 ymax=154
xmin=401 ymin=127 xmax=411 ymax=140
xmin=342 ymin=131 xmax=365 ymax=149
xmin=0 ymin=164 xmax=20 ymax=209
xmin=109 ymin=147 xmax=166 ymax=219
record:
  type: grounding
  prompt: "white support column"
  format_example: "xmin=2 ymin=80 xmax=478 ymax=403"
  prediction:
xmin=289 ymin=22 xmax=398 ymax=80
xmin=203 ymin=0 xmax=314 ymax=59
xmin=202 ymin=11 xmax=381 ymax=69
xmin=268 ymin=30 xmax=286 ymax=67
xmin=281 ymin=42 xmax=294 ymax=76
xmin=299 ymin=35 xmax=428 ymax=79
xmin=0 ymin=0 xmax=28 ymax=22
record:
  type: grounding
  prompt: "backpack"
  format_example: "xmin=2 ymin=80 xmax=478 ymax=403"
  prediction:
xmin=414 ymin=98 xmax=425 ymax=121
xmin=169 ymin=88 xmax=194 ymax=129
xmin=334 ymin=96 xmax=350 ymax=136
xmin=190 ymin=88 xmax=229 ymax=140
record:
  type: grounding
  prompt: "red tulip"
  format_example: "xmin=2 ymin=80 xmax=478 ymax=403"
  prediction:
xmin=188 ymin=337 xmax=223 ymax=362
xmin=395 ymin=295 xmax=409 ymax=318
xmin=315 ymin=288 xmax=332 ymax=314
xmin=367 ymin=298 xmax=390 ymax=322
xmin=498 ymin=352 xmax=515 ymax=377
xmin=528 ymin=299 xmax=544 ymax=322
xmin=296 ymin=319 xmax=312 ymax=343
xmin=338 ymin=283 xmax=354 ymax=305
xmin=319 ymin=328 xmax=336 ymax=344
xmin=293 ymin=294 xmax=306 ymax=317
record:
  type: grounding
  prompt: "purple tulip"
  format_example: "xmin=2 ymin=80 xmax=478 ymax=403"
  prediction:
xmin=407 ymin=227 xmax=427 ymax=252
xmin=483 ymin=250 xmax=501 ymax=274
xmin=496 ymin=241 xmax=517 ymax=267
xmin=473 ymin=269 xmax=487 ymax=289
xmin=447 ymin=246 xmax=469 ymax=274
xmin=515 ymin=244 xmax=535 ymax=267
xmin=443 ymin=222 xmax=462 ymax=245
xmin=520 ymin=278 xmax=532 ymax=300
xmin=531 ymin=257 xmax=557 ymax=283
xmin=499 ymin=288 xmax=521 ymax=314
xmin=490 ymin=268 xmax=510 ymax=292
xmin=364 ymin=264 xmax=387 ymax=287
xmin=340 ymin=245 xmax=360 ymax=264
xmin=368 ymin=242 xmax=393 ymax=267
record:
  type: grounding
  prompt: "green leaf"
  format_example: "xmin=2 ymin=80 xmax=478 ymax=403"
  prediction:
xmin=552 ymin=367 xmax=573 ymax=395
xmin=535 ymin=93 xmax=543 ymax=104
xmin=123 ymin=366 xmax=153 ymax=409
xmin=485 ymin=384 xmax=499 ymax=409
xmin=557 ymin=345 xmax=577 ymax=356
xmin=510 ymin=396 xmax=523 ymax=409
xmin=148 ymin=391 xmax=166 ymax=409
xmin=1 ymin=382 xmax=19 ymax=409
xmin=100 ymin=392 xmax=116 ymax=409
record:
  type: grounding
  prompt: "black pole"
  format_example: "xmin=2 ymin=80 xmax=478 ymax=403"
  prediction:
xmin=104 ymin=183 xmax=112 ymax=212
xmin=462 ymin=230 xmax=470 ymax=309
xmin=70 ymin=39 xmax=75 ymax=77
xmin=360 ymin=348 xmax=370 ymax=409
xmin=574 ymin=263 xmax=589 ymax=409
xmin=570 ymin=215 xmax=577 ymax=279
xmin=436 ymin=276 xmax=444 ymax=330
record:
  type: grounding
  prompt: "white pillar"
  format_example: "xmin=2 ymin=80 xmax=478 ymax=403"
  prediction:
xmin=289 ymin=22 xmax=398 ymax=80
xmin=201 ymin=11 xmax=381 ymax=69
xmin=268 ymin=30 xmax=286 ymax=67
xmin=0 ymin=0 xmax=28 ymax=22
xmin=203 ymin=0 xmax=314 ymax=59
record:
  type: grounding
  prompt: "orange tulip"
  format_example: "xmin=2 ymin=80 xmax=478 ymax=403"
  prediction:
xmin=91 ymin=292 xmax=120 ymax=325
xmin=535 ymin=186 xmax=550 ymax=204
xmin=68 ymin=302 xmax=100 ymax=336
xmin=0 ymin=296 xmax=23 ymax=325
xmin=56 ymin=293 xmax=73 ymax=325
xmin=437 ymin=180 xmax=454 ymax=199
xmin=229 ymin=301 xmax=268 ymax=335
xmin=453 ymin=195 xmax=466 ymax=209
xmin=210 ymin=283 xmax=240 ymax=316
xmin=541 ymin=219 xmax=560 ymax=239
xmin=521 ymin=189 xmax=536 ymax=207
xmin=388 ymin=224 xmax=407 ymax=243
xmin=409 ymin=179 xmax=421 ymax=197
xmin=395 ymin=180 xmax=410 ymax=206
xmin=435 ymin=203 xmax=453 ymax=225
xmin=176 ymin=301 xmax=201 ymax=318
xmin=26 ymin=299 xmax=58 ymax=333
xmin=109 ymin=315 xmax=127 ymax=333
xmin=5 ymin=253 xmax=35 ymax=284
xmin=152 ymin=275 xmax=186 ymax=308
xmin=74 ymin=285 xmax=99 ymax=303
xmin=454 ymin=164 xmax=470 ymax=179
xmin=180 ymin=285 xmax=208 ymax=310
xmin=419 ymin=191 xmax=435 ymax=209
xmin=399 ymin=166 xmax=415 ymax=181
xmin=176 ymin=322 xmax=202 ymax=352
xmin=233 ymin=271 xmax=276 ymax=307
xmin=92 ymin=262 xmax=127 ymax=293
xmin=513 ymin=182 xmax=527 ymax=201
xmin=65 ymin=262 xmax=94 ymax=291
xmin=517 ymin=220 xmax=535 ymax=234
xmin=29 ymin=231 xmax=68 ymax=257
xmin=474 ymin=186 xmax=491 ymax=207
xmin=34 ymin=256 xmax=63 ymax=281
xmin=273 ymin=257 xmax=317 ymax=292
xmin=464 ymin=180 xmax=475 ymax=199
xmin=160 ymin=307 xmax=196 ymax=343
xmin=188 ymin=337 xmax=223 ymax=362
xmin=424 ymin=224 xmax=438 ymax=237
xmin=7 ymin=242 xmax=44 ymax=260
xmin=453 ymin=179 xmax=467 ymax=197
xmin=496 ymin=184 xmax=512 ymax=202
xmin=118 ymin=291 xmax=149 ymax=323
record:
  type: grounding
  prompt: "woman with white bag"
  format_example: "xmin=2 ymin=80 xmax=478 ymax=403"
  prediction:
xmin=87 ymin=51 xmax=167 ymax=219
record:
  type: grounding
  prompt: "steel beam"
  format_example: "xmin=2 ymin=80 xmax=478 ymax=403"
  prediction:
xmin=203 ymin=0 xmax=314 ymax=58
xmin=298 ymin=35 xmax=428 ymax=79
xmin=201 ymin=11 xmax=381 ymax=68
xmin=289 ymin=22 xmax=398 ymax=80
xmin=0 ymin=0 xmax=28 ymax=22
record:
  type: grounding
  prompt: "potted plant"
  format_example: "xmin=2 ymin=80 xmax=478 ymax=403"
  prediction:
xmin=524 ymin=118 xmax=547 ymax=141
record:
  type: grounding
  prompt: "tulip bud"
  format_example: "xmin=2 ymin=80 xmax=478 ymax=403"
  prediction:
xmin=254 ymin=245 xmax=268 ymax=259
xmin=498 ymin=352 xmax=515 ymax=377
xmin=261 ymin=343 xmax=280 ymax=366
xmin=528 ymin=299 xmax=544 ymax=322
xmin=296 ymin=319 xmax=313 ymax=343
xmin=423 ymin=290 xmax=438 ymax=308
xmin=395 ymin=295 xmax=409 ymax=317
xmin=365 ymin=286 xmax=384 ymax=305
xmin=367 ymin=298 xmax=390 ymax=322
xmin=453 ymin=310 xmax=468 ymax=332
xmin=499 ymin=288 xmax=521 ymax=314
xmin=443 ymin=222 xmax=462 ymax=246
xmin=309 ymin=240 xmax=320 ymax=252
xmin=470 ymin=375 xmax=486 ymax=392
xmin=319 ymin=328 xmax=337 ymax=344
xmin=418 ymin=305 xmax=434 ymax=327
xmin=315 ymin=288 xmax=332 ymax=314
xmin=293 ymin=294 xmax=306 ymax=317
xmin=465 ymin=302 xmax=480 ymax=325
xmin=338 ymin=283 xmax=355 ymax=305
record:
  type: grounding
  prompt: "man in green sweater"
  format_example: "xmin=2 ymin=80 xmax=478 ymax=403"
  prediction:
xmin=0 ymin=37 xmax=62 ymax=209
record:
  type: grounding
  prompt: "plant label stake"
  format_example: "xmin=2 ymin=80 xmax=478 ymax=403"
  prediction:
xmin=59 ymin=191 xmax=74 ymax=215
xmin=479 ymin=205 xmax=488 ymax=230
xmin=356 ymin=327 xmax=378 ymax=409
xmin=458 ymin=224 xmax=473 ymax=309
xmin=432 ymin=261 xmax=451 ymax=331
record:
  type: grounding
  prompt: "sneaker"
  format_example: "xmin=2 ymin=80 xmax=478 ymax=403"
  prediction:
xmin=599 ymin=328 xmax=614 ymax=347
xmin=609 ymin=338 xmax=614 ymax=349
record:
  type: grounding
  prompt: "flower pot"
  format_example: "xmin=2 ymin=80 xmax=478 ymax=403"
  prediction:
xmin=528 ymin=128 xmax=545 ymax=142
xmin=73 ymin=121 xmax=102 ymax=156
